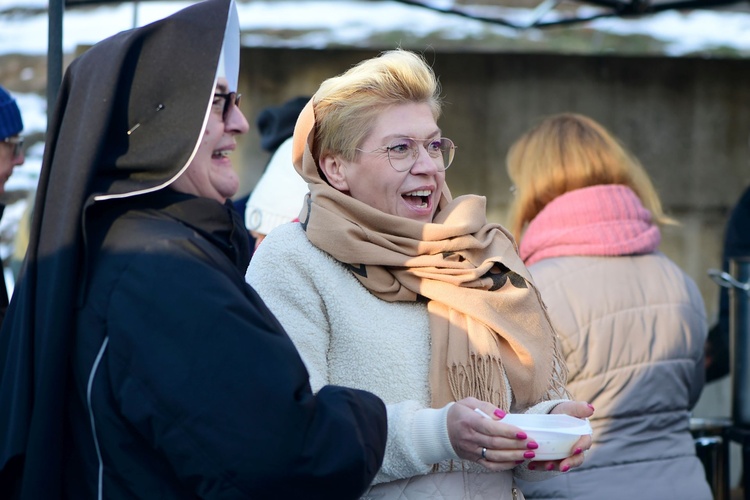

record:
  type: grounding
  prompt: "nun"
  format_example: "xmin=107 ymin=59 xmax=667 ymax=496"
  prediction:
xmin=0 ymin=1 xmax=387 ymax=498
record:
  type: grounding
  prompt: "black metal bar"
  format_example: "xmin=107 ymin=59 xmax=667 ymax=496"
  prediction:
xmin=730 ymin=258 xmax=750 ymax=427
xmin=692 ymin=418 xmax=732 ymax=500
xmin=724 ymin=257 xmax=750 ymax=498
xmin=605 ymin=0 xmax=745 ymax=13
xmin=47 ymin=0 xmax=63 ymax=123
xmin=726 ymin=426 xmax=750 ymax=500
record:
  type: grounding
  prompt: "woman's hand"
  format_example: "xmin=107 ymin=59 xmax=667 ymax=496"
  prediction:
xmin=526 ymin=401 xmax=595 ymax=473
xmin=447 ymin=398 xmax=540 ymax=472
xmin=447 ymin=398 xmax=595 ymax=473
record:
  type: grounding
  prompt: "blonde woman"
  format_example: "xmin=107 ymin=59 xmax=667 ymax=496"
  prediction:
xmin=507 ymin=113 xmax=712 ymax=500
xmin=247 ymin=51 xmax=594 ymax=499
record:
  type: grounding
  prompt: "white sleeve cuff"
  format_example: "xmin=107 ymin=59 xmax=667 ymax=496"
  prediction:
xmin=411 ymin=402 xmax=460 ymax=465
xmin=525 ymin=398 xmax=569 ymax=415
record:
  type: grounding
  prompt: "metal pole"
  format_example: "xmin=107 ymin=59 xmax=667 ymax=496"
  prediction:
xmin=692 ymin=417 xmax=731 ymax=500
xmin=730 ymin=257 xmax=750 ymax=427
xmin=47 ymin=0 xmax=64 ymax=123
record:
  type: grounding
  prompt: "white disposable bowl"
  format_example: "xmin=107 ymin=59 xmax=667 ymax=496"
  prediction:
xmin=502 ymin=413 xmax=592 ymax=460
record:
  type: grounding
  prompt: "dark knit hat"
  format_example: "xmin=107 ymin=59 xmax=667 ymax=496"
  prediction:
xmin=0 ymin=85 xmax=23 ymax=141
xmin=255 ymin=95 xmax=309 ymax=153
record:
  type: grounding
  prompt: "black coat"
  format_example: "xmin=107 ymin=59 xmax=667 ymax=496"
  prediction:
xmin=64 ymin=191 xmax=385 ymax=498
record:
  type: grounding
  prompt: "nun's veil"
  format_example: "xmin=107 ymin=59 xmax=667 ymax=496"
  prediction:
xmin=0 ymin=0 xmax=239 ymax=496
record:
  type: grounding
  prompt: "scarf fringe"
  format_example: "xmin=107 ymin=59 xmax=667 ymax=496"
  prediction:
xmin=448 ymin=355 xmax=509 ymax=410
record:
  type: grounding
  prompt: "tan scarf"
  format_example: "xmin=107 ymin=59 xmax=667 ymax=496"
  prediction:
xmin=292 ymin=100 xmax=568 ymax=410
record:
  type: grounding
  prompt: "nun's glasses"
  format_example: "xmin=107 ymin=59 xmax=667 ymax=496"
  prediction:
xmin=214 ymin=92 xmax=242 ymax=121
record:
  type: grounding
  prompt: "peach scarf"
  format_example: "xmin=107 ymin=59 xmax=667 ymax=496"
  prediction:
xmin=291 ymin=100 xmax=567 ymax=410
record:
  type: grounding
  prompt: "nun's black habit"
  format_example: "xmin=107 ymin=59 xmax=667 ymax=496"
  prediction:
xmin=0 ymin=1 xmax=387 ymax=498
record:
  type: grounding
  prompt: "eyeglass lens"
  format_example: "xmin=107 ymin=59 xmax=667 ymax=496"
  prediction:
xmin=386 ymin=138 xmax=455 ymax=172
xmin=3 ymin=137 xmax=23 ymax=158
xmin=215 ymin=92 xmax=242 ymax=121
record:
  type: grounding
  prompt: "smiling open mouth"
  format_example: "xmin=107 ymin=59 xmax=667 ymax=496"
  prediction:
xmin=403 ymin=189 xmax=431 ymax=209
xmin=212 ymin=150 xmax=231 ymax=159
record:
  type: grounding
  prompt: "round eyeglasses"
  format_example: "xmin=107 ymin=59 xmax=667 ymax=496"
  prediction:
xmin=2 ymin=136 xmax=23 ymax=158
xmin=357 ymin=137 xmax=457 ymax=172
xmin=213 ymin=92 xmax=242 ymax=121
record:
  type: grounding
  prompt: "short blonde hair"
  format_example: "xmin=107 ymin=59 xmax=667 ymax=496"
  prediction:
xmin=312 ymin=49 xmax=442 ymax=164
xmin=506 ymin=113 xmax=674 ymax=238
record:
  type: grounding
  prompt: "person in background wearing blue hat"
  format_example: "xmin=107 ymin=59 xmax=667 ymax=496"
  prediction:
xmin=0 ymin=85 xmax=24 ymax=194
xmin=0 ymin=84 xmax=24 ymax=327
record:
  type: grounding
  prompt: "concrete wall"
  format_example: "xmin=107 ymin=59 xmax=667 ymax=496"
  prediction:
xmin=237 ymin=47 xmax=750 ymax=326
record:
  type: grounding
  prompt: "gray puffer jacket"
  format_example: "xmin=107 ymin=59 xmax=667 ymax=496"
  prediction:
xmin=517 ymin=253 xmax=712 ymax=500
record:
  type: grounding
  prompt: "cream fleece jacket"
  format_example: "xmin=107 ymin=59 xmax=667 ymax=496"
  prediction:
xmin=246 ymin=222 xmax=565 ymax=486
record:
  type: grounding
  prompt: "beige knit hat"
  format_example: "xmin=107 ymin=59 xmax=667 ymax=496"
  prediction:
xmin=244 ymin=137 xmax=309 ymax=235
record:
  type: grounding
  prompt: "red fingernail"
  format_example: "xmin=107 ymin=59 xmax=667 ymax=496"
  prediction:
xmin=527 ymin=442 xmax=538 ymax=450
xmin=546 ymin=463 xmax=554 ymax=471
xmin=494 ymin=409 xmax=506 ymax=419
xmin=574 ymin=448 xmax=583 ymax=455
xmin=587 ymin=404 xmax=595 ymax=411
xmin=528 ymin=463 xmax=536 ymax=470
xmin=516 ymin=432 xmax=527 ymax=440
xmin=561 ymin=464 xmax=570 ymax=472
xmin=524 ymin=451 xmax=535 ymax=459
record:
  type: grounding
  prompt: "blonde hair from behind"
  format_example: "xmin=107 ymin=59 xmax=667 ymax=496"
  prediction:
xmin=312 ymin=49 xmax=442 ymax=166
xmin=506 ymin=112 xmax=675 ymax=239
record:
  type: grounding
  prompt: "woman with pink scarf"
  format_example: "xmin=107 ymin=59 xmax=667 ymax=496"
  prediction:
xmin=507 ymin=113 xmax=712 ymax=500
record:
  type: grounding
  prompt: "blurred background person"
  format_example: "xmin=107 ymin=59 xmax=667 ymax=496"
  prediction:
xmin=0 ymin=86 xmax=24 ymax=195
xmin=247 ymin=49 xmax=594 ymax=499
xmin=506 ymin=112 xmax=711 ymax=500
xmin=232 ymin=95 xmax=307 ymax=216
xmin=232 ymin=96 xmax=308 ymax=251
xmin=244 ymin=135 xmax=308 ymax=251
xmin=0 ymin=84 xmax=24 ymax=327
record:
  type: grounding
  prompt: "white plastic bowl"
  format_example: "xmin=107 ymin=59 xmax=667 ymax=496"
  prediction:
xmin=502 ymin=413 xmax=592 ymax=460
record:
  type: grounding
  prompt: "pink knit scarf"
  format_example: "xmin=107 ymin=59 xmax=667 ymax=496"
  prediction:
xmin=519 ymin=184 xmax=661 ymax=266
